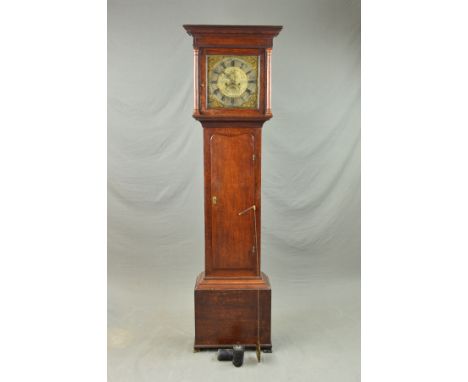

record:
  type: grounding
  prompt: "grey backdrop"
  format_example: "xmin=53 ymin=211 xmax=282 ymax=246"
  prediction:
xmin=108 ymin=0 xmax=360 ymax=381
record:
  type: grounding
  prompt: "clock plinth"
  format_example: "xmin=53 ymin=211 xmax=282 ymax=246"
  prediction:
xmin=184 ymin=24 xmax=282 ymax=352
xmin=194 ymin=272 xmax=272 ymax=351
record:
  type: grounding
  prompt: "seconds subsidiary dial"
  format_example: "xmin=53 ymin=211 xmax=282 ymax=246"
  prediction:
xmin=207 ymin=56 xmax=259 ymax=109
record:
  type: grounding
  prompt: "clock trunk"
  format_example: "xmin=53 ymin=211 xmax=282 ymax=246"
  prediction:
xmin=205 ymin=126 xmax=261 ymax=278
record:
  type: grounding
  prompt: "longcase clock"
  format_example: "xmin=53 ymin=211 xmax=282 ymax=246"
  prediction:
xmin=183 ymin=24 xmax=282 ymax=353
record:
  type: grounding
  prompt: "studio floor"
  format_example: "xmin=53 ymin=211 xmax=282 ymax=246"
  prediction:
xmin=108 ymin=270 xmax=360 ymax=382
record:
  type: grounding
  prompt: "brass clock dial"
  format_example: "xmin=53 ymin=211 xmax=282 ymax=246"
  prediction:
xmin=207 ymin=55 xmax=259 ymax=109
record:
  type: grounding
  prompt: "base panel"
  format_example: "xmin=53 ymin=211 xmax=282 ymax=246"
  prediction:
xmin=194 ymin=272 xmax=271 ymax=350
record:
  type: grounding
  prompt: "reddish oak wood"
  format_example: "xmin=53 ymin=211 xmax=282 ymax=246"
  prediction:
xmin=184 ymin=25 xmax=282 ymax=49
xmin=203 ymin=126 xmax=262 ymax=278
xmin=184 ymin=25 xmax=281 ymax=351
xmin=195 ymin=272 xmax=271 ymax=350
xmin=211 ymin=132 xmax=256 ymax=274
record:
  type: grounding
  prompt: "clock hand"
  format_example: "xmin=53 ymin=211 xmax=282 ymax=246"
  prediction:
xmin=238 ymin=204 xmax=259 ymax=260
xmin=223 ymin=71 xmax=239 ymax=89
xmin=238 ymin=205 xmax=255 ymax=215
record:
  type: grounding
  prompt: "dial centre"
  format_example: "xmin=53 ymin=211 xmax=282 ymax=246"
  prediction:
xmin=217 ymin=66 xmax=248 ymax=98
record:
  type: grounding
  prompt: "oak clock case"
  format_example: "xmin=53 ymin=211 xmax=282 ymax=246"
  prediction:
xmin=183 ymin=25 xmax=282 ymax=353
